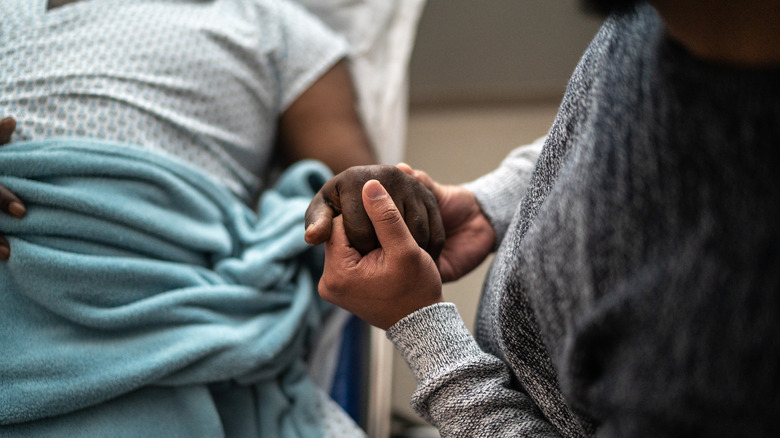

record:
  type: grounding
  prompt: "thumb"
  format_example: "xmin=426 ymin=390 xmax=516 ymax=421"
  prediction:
xmin=396 ymin=163 xmax=445 ymax=203
xmin=304 ymin=192 xmax=334 ymax=245
xmin=362 ymin=180 xmax=415 ymax=255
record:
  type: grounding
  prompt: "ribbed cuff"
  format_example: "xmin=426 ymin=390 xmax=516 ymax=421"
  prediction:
xmin=386 ymin=303 xmax=484 ymax=384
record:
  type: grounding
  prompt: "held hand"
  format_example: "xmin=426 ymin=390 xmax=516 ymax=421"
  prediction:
xmin=0 ymin=117 xmax=16 ymax=145
xmin=396 ymin=163 xmax=495 ymax=283
xmin=0 ymin=117 xmax=27 ymax=261
xmin=319 ymin=180 xmax=443 ymax=330
xmin=305 ymin=165 xmax=444 ymax=259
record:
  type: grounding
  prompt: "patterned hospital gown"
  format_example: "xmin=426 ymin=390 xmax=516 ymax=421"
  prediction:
xmin=0 ymin=0 xmax=365 ymax=436
xmin=0 ymin=0 xmax=347 ymax=202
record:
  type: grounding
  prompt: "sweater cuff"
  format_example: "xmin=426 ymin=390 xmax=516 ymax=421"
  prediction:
xmin=386 ymin=303 xmax=484 ymax=384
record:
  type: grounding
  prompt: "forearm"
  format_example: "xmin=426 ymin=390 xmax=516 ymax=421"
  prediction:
xmin=388 ymin=303 xmax=562 ymax=438
xmin=277 ymin=60 xmax=376 ymax=173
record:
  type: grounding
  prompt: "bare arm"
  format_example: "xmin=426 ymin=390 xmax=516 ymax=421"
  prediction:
xmin=276 ymin=60 xmax=376 ymax=174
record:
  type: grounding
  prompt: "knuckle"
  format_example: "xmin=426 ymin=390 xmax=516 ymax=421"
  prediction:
xmin=320 ymin=272 xmax=340 ymax=291
xmin=318 ymin=276 xmax=341 ymax=302
xmin=317 ymin=279 xmax=331 ymax=300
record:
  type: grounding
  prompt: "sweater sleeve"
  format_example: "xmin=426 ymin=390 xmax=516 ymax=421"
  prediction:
xmin=462 ymin=137 xmax=544 ymax=244
xmin=386 ymin=303 xmax=563 ymax=438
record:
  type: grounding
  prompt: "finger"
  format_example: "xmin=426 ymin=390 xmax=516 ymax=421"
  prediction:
xmin=396 ymin=164 xmax=447 ymax=205
xmin=361 ymin=180 xmax=416 ymax=257
xmin=0 ymin=117 xmax=16 ymax=145
xmin=410 ymin=168 xmax=444 ymax=200
xmin=0 ymin=184 xmax=26 ymax=218
xmin=341 ymin=182 xmax=378 ymax=255
xmin=325 ymin=215 xmax=353 ymax=253
xmin=0 ymin=236 xmax=9 ymax=261
xmin=403 ymin=197 xmax=430 ymax=251
xmin=320 ymin=216 xmax=361 ymax=301
xmin=426 ymin=194 xmax=445 ymax=260
xmin=323 ymin=217 xmax=360 ymax=284
xmin=342 ymin=205 xmax=377 ymax=255
xmin=396 ymin=162 xmax=414 ymax=175
xmin=304 ymin=192 xmax=334 ymax=245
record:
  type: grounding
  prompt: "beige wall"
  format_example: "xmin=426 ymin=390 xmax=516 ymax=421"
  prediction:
xmin=409 ymin=0 xmax=601 ymax=105
xmin=390 ymin=0 xmax=602 ymax=431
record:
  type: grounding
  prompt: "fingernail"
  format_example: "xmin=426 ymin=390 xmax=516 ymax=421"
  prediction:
xmin=0 ymin=246 xmax=9 ymax=261
xmin=365 ymin=180 xmax=387 ymax=200
xmin=8 ymin=202 xmax=26 ymax=218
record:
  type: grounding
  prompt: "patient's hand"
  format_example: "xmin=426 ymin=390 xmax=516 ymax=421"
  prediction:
xmin=0 ymin=117 xmax=27 ymax=261
xmin=0 ymin=117 xmax=15 ymax=145
xmin=305 ymin=165 xmax=445 ymax=260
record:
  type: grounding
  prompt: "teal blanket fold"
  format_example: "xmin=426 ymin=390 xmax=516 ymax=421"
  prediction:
xmin=0 ymin=139 xmax=333 ymax=437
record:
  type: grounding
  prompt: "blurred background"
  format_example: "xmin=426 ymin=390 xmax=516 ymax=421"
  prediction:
xmin=390 ymin=1 xmax=602 ymax=436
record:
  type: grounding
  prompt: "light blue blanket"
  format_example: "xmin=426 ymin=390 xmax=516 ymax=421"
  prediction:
xmin=0 ymin=139 xmax=332 ymax=437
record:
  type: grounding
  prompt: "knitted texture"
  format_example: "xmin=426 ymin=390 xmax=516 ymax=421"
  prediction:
xmin=390 ymin=3 xmax=780 ymax=437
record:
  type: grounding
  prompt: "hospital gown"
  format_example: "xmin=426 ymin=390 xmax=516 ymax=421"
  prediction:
xmin=0 ymin=0 xmax=346 ymax=203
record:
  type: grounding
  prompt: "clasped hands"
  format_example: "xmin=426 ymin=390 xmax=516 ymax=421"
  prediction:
xmin=305 ymin=163 xmax=496 ymax=330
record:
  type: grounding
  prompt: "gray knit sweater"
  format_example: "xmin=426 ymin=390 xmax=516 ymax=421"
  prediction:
xmin=387 ymin=4 xmax=780 ymax=437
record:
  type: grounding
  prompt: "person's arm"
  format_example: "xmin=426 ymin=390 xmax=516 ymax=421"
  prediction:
xmin=276 ymin=60 xmax=376 ymax=174
xmin=318 ymin=179 xmax=562 ymax=437
xmin=389 ymin=304 xmax=562 ymax=437
xmin=0 ymin=117 xmax=27 ymax=261
xmin=267 ymin=0 xmax=375 ymax=175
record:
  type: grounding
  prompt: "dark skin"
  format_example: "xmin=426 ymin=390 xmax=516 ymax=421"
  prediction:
xmin=47 ymin=0 xmax=81 ymax=10
xmin=0 ymin=118 xmax=26 ymax=261
xmin=305 ymin=165 xmax=444 ymax=259
xmin=276 ymin=61 xmax=375 ymax=174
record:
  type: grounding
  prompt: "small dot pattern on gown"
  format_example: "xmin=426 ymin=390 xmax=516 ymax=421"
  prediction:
xmin=0 ymin=0 xmax=347 ymax=202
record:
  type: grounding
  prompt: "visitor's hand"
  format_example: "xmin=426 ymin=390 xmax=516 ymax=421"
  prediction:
xmin=396 ymin=163 xmax=495 ymax=283
xmin=319 ymin=180 xmax=443 ymax=330
xmin=0 ymin=117 xmax=27 ymax=261
xmin=305 ymin=165 xmax=445 ymax=259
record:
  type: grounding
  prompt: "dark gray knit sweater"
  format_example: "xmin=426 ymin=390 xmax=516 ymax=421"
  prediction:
xmin=387 ymin=4 xmax=780 ymax=437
